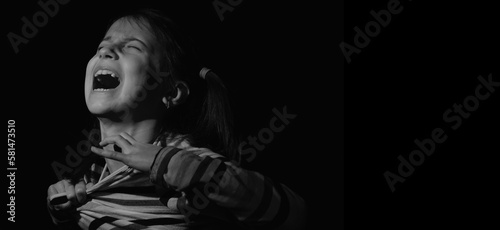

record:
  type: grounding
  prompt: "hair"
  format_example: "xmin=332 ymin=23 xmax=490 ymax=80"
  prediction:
xmin=100 ymin=9 xmax=239 ymax=160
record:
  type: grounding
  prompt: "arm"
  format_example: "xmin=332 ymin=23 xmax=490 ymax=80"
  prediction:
xmin=150 ymin=147 xmax=307 ymax=229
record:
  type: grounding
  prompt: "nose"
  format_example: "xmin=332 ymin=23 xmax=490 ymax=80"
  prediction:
xmin=98 ymin=45 xmax=118 ymax=60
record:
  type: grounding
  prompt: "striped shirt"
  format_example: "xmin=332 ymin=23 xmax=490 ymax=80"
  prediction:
xmin=49 ymin=136 xmax=306 ymax=229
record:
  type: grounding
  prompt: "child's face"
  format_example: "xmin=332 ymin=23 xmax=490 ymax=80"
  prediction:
xmin=85 ymin=18 xmax=163 ymax=119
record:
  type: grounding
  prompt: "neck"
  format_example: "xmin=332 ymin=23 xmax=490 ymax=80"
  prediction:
xmin=98 ymin=118 xmax=163 ymax=173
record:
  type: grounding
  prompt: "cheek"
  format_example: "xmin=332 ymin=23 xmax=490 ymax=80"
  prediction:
xmin=119 ymin=58 xmax=161 ymax=106
xmin=122 ymin=58 xmax=150 ymax=89
xmin=85 ymin=57 xmax=98 ymax=98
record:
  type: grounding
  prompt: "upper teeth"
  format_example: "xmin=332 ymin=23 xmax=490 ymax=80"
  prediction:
xmin=94 ymin=69 xmax=117 ymax=77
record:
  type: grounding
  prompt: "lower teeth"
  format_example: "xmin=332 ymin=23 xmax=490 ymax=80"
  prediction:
xmin=94 ymin=88 xmax=111 ymax=91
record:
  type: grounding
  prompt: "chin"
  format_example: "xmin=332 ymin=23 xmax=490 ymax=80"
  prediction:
xmin=86 ymin=99 xmax=131 ymax=121
xmin=87 ymin=102 xmax=111 ymax=116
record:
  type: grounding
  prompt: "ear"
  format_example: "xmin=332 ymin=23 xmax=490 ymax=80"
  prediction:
xmin=162 ymin=81 xmax=190 ymax=108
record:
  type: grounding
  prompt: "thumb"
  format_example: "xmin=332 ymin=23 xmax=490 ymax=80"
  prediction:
xmin=86 ymin=182 xmax=95 ymax=190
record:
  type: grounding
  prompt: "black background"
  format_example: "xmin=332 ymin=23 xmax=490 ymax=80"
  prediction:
xmin=4 ymin=0 xmax=342 ymax=229
xmin=345 ymin=0 xmax=498 ymax=229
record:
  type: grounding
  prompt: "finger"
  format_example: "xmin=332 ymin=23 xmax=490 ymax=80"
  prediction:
xmin=47 ymin=183 xmax=64 ymax=205
xmin=48 ymin=181 xmax=69 ymax=208
xmin=100 ymin=135 xmax=132 ymax=149
xmin=86 ymin=182 xmax=95 ymax=190
xmin=119 ymin=132 xmax=137 ymax=144
xmin=53 ymin=199 xmax=72 ymax=211
xmin=48 ymin=185 xmax=59 ymax=198
xmin=92 ymin=146 xmax=127 ymax=162
xmin=63 ymin=179 xmax=78 ymax=205
xmin=48 ymin=180 xmax=65 ymax=196
xmin=75 ymin=180 xmax=87 ymax=203
xmin=51 ymin=180 xmax=73 ymax=210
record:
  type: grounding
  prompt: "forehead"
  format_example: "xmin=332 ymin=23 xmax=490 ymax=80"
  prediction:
xmin=104 ymin=18 xmax=157 ymax=46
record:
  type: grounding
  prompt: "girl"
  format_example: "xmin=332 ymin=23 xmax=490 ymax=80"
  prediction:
xmin=47 ymin=9 xmax=306 ymax=230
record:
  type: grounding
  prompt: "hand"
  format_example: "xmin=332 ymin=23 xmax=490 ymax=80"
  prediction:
xmin=47 ymin=179 xmax=93 ymax=211
xmin=91 ymin=132 xmax=163 ymax=172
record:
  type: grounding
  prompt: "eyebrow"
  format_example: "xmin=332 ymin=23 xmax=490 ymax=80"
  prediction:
xmin=102 ymin=36 xmax=149 ymax=49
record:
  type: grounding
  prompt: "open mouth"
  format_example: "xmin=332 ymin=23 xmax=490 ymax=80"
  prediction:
xmin=93 ymin=69 xmax=120 ymax=91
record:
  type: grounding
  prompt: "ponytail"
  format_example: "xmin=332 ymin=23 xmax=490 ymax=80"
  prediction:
xmin=192 ymin=68 xmax=238 ymax=160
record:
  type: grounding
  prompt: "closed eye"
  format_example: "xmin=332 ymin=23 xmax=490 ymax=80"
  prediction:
xmin=125 ymin=45 xmax=142 ymax=51
xmin=97 ymin=42 xmax=107 ymax=52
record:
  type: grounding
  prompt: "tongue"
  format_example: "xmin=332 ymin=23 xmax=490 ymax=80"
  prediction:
xmin=95 ymin=74 xmax=119 ymax=89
